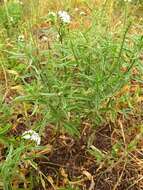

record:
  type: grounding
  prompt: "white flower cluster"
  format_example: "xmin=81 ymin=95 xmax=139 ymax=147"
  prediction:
xmin=22 ymin=130 xmax=41 ymax=145
xmin=58 ymin=11 xmax=71 ymax=24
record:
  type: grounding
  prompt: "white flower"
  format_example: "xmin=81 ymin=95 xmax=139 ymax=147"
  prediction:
xmin=18 ymin=35 xmax=25 ymax=42
xmin=22 ymin=130 xmax=41 ymax=145
xmin=80 ymin=11 xmax=86 ymax=16
xmin=56 ymin=34 xmax=60 ymax=40
xmin=9 ymin=17 xmax=14 ymax=23
xmin=58 ymin=11 xmax=71 ymax=24
xmin=75 ymin=8 xmax=79 ymax=11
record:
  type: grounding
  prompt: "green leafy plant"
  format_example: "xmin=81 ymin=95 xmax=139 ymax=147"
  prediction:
xmin=0 ymin=0 xmax=143 ymax=189
xmin=0 ymin=1 xmax=22 ymax=35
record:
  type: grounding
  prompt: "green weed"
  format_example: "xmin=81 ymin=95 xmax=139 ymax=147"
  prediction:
xmin=0 ymin=0 xmax=143 ymax=189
